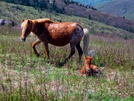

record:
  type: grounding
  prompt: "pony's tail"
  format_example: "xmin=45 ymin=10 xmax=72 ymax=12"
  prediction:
xmin=83 ymin=28 xmax=96 ymax=57
xmin=83 ymin=28 xmax=90 ymax=56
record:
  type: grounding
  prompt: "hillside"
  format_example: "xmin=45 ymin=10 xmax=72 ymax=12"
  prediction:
xmin=61 ymin=0 xmax=134 ymax=33
xmin=0 ymin=1 xmax=134 ymax=40
xmin=73 ymin=0 xmax=112 ymax=6
xmin=2 ymin=0 xmax=134 ymax=33
xmin=95 ymin=0 xmax=134 ymax=20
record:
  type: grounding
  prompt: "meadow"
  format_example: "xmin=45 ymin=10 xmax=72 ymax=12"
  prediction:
xmin=0 ymin=25 xmax=134 ymax=101
xmin=0 ymin=1 xmax=134 ymax=101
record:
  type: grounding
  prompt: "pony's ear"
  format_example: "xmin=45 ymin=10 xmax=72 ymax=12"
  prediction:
xmin=22 ymin=19 xmax=25 ymax=22
xmin=28 ymin=20 xmax=30 ymax=23
xmin=33 ymin=21 xmax=38 ymax=25
xmin=27 ymin=19 xmax=32 ymax=24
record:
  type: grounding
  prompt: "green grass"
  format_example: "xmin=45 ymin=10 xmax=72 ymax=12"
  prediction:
xmin=0 ymin=25 xmax=134 ymax=100
xmin=0 ymin=1 xmax=134 ymax=101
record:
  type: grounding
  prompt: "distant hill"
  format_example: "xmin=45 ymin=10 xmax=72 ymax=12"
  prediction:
xmin=1 ymin=1 xmax=134 ymax=40
xmin=73 ymin=0 xmax=112 ymax=6
xmin=95 ymin=0 xmax=134 ymax=20
xmin=56 ymin=0 xmax=134 ymax=33
xmin=1 ymin=0 xmax=134 ymax=33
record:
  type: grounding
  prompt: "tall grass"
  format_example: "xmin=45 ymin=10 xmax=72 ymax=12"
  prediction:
xmin=0 ymin=25 xmax=134 ymax=100
xmin=90 ymin=35 xmax=134 ymax=69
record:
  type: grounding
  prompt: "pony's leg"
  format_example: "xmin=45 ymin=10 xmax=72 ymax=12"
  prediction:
xmin=43 ymin=42 xmax=49 ymax=59
xmin=76 ymin=41 xmax=83 ymax=61
xmin=64 ymin=39 xmax=83 ymax=63
xmin=32 ymin=39 xmax=41 ymax=57
xmin=59 ymin=44 xmax=75 ymax=66
xmin=65 ymin=43 xmax=76 ymax=61
xmin=67 ymin=47 xmax=75 ymax=59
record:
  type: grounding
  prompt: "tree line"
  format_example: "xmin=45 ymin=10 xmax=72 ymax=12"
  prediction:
xmin=2 ymin=0 xmax=72 ymax=13
xmin=2 ymin=0 xmax=96 ymax=14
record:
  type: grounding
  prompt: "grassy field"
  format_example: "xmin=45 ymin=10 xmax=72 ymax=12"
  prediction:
xmin=0 ymin=1 xmax=134 ymax=101
xmin=0 ymin=25 xmax=134 ymax=101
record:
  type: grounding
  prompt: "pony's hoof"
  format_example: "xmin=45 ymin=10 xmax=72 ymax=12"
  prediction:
xmin=59 ymin=63 xmax=64 ymax=67
xmin=58 ymin=62 xmax=66 ymax=67
xmin=36 ymin=54 xmax=40 ymax=57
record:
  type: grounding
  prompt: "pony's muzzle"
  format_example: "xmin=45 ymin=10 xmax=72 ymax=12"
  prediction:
xmin=20 ymin=37 xmax=26 ymax=42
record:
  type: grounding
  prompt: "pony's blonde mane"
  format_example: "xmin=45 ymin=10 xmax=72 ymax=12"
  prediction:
xmin=21 ymin=18 xmax=54 ymax=28
xmin=21 ymin=20 xmax=29 ymax=28
xmin=33 ymin=18 xmax=53 ymax=23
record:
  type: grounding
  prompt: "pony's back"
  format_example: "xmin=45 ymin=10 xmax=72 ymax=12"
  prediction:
xmin=33 ymin=18 xmax=54 ymax=23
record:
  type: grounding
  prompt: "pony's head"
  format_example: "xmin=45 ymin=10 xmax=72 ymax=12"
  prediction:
xmin=20 ymin=19 xmax=33 ymax=42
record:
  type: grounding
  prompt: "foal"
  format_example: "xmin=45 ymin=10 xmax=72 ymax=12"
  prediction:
xmin=80 ymin=56 xmax=101 ymax=76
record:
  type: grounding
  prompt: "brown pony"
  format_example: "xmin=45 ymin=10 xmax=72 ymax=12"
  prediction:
xmin=20 ymin=18 xmax=90 ymax=65
xmin=80 ymin=56 xmax=101 ymax=76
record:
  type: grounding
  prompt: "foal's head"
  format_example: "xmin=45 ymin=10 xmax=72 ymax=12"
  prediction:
xmin=84 ymin=56 xmax=92 ymax=65
xmin=84 ymin=56 xmax=92 ymax=72
xmin=20 ymin=19 xmax=33 ymax=42
xmin=84 ymin=56 xmax=101 ymax=76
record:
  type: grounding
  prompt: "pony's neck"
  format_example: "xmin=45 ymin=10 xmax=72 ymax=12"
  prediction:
xmin=31 ymin=21 xmax=38 ymax=35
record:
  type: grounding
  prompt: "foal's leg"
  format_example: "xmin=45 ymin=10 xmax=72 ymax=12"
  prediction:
xmin=43 ymin=42 xmax=50 ymax=59
xmin=32 ymin=39 xmax=41 ymax=57
xmin=76 ymin=41 xmax=83 ymax=61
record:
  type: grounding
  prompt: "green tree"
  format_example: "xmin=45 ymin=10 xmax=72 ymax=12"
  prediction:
xmin=39 ymin=1 xmax=47 ymax=10
xmin=33 ymin=0 xmax=38 ymax=7
xmin=24 ymin=0 xmax=30 ymax=6
xmin=6 ymin=0 xmax=14 ymax=3
xmin=88 ymin=14 xmax=92 ymax=20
